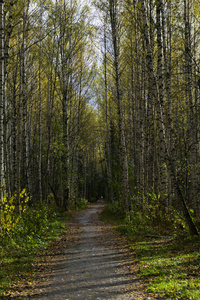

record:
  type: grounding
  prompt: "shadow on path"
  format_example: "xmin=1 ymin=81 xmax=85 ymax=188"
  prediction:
xmin=6 ymin=201 xmax=160 ymax=300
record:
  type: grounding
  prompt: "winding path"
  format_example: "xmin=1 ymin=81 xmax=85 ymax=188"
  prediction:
xmin=32 ymin=202 xmax=157 ymax=299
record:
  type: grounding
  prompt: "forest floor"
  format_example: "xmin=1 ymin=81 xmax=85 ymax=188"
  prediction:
xmin=1 ymin=200 xmax=163 ymax=299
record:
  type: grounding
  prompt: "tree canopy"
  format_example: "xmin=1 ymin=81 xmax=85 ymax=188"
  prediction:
xmin=1 ymin=0 xmax=200 ymax=236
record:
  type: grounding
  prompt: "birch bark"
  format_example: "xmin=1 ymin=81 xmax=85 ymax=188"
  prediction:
xmin=109 ymin=0 xmax=130 ymax=214
xmin=0 ymin=0 xmax=4 ymax=204
xmin=104 ymin=15 xmax=113 ymax=203
xmin=184 ymin=0 xmax=197 ymax=206
xmin=140 ymin=0 xmax=198 ymax=235
xmin=156 ymin=0 xmax=167 ymax=201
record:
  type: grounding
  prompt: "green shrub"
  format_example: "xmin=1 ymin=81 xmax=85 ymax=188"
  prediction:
xmin=129 ymin=193 xmax=188 ymax=236
xmin=0 ymin=202 xmax=65 ymax=296
xmin=123 ymin=210 xmax=151 ymax=235
xmin=12 ymin=203 xmax=58 ymax=242
xmin=100 ymin=201 xmax=126 ymax=224
xmin=0 ymin=189 xmax=29 ymax=238
xmin=76 ymin=198 xmax=88 ymax=210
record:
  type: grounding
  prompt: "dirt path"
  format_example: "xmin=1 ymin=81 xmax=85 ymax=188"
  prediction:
xmin=19 ymin=201 xmax=161 ymax=299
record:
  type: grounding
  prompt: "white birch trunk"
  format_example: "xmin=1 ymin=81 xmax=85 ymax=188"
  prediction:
xmin=104 ymin=17 xmax=113 ymax=203
xmin=109 ymin=0 xmax=130 ymax=214
xmin=0 ymin=0 xmax=4 ymax=206
xmin=184 ymin=0 xmax=197 ymax=205
xmin=140 ymin=0 xmax=198 ymax=235
xmin=38 ymin=3 xmax=42 ymax=203
xmin=156 ymin=0 xmax=167 ymax=201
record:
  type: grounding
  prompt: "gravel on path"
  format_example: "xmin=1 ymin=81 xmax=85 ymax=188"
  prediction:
xmin=7 ymin=201 xmax=162 ymax=299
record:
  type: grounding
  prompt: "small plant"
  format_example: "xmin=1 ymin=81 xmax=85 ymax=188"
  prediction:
xmin=0 ymin=197 xmax=66 ymax=296
xmin=100 ymin=201 xmax=126 ymax=224
xmin=124 ymin=210 xmax=152 ymax=235
xmin=76 ymin=198 xmax=88 ymax=210
xmin=127 ymin=236 xmax=200 ymax=299
xmin=0 ymin=189 xmax=29 ymax=238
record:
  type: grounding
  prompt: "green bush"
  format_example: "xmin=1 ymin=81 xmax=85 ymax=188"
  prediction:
xmin=100 ymin=201 xmax=126 ymax=224
xmin=76 ymin=198 xmax=88 ymax=210
xmin=124 ymin=210 xmax=151 ymax=235
xmin=13 ymin=203 xmax=58 ymax=241
xmin=0 ymin=189 xmax=29 ymax=237
xmin=128 ymin=193 xmax=188 ymax=236
xmin=0 ymin=202 xmax=65 ymax=296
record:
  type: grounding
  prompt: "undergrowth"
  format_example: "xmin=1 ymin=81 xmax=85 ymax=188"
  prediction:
xmin=75 ymin=198 xmax=89 ymax=210
xmin=0 ymin=203 xmax=68 ymax=296
xmin=101 ymin=200 xmax=200 ymax=299
xmin=100 ymin=201 xmax=126 ymax=224
xmin=129 ymin=235 xmax=200 ymax=299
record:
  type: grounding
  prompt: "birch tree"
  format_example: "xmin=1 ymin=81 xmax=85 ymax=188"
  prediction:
xmin=108 ymin=0 xmax=130 ymax=214
xmin=140 ymin=0 xmax=198 ymax=235
xmin=0 ymin=0 xmax=4 ymax=204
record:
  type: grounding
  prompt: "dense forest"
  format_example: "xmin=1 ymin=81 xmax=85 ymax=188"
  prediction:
xmin=1 ymin=0 xmax=200 ymax=237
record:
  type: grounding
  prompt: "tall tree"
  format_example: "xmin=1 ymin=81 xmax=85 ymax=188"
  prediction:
xmin=0 ymin=0 xmax=4 ymax=205
xmin=108 ymin=0 xmax=130 ymax=214
xmin=140 ymin=0 xmax=198 ymax=235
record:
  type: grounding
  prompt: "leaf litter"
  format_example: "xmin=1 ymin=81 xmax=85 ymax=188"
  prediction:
xmin=2 ymin=202 xmax=163 ymax=299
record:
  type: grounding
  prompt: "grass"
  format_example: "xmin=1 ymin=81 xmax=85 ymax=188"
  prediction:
xmin=100 ymin=201 xmax=126 ymax=224
xmin=0 ymin=212 xmax=69 ymax=297
xmin=127 ymin=235 xmax=200 ymax=299
xmin=100 ymin=203 xmax=200 ymax=299
xmin=0 ymin=200 xmax=88 ymax=297
xmin=0 ymin=245 xmax=38 ymax=293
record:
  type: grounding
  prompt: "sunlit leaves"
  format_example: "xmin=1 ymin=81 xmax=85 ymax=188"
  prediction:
xmin=0 ymin=189 xmax=29 ymax=236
